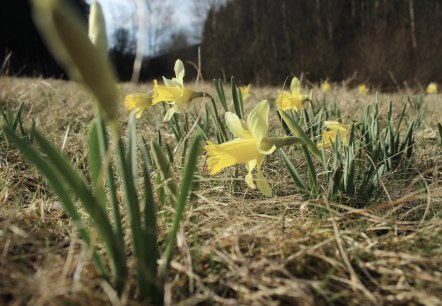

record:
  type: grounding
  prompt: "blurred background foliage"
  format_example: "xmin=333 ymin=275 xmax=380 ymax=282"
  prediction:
xmin=1 ymin=0 xmax=441 ymax=90
xmin=201 ymin=0 xmax=442 ymax=89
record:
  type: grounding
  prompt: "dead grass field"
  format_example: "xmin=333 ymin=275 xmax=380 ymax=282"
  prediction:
xmin=0 ymin=76 xmax=441 ymax=305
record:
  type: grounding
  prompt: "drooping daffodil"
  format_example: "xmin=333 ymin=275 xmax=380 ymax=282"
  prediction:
xmin=276 ymin=77 xmax=308 ymax=112
xmin=32 ymin=0 xmax=119 ymax=126
xmin=318 ymin=121 xmax=350 ymax=149
xmin=152 ymin=59 xmax=202 ymax=122
xmin=205 ymin=100 xmax=301 ymax=196
xmin=321 ymin=81 xmax=331 ymax=93
xmin=239 ymin=84 xmax=251 ymax=101
xmin=426 ymin=82 xmax=438 ymax=94
xmin=358 ymin=84 xmax=368 ymax=95
xmin=124 ymin=93 xmax=153 ymax=118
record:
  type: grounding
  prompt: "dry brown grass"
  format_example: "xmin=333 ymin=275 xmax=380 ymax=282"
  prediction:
xmin=1 ymin=76 xmax=441 ymax=305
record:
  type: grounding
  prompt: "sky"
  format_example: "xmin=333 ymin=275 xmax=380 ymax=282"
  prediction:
xmin=87 ymin=0 xmax=199 ymax=55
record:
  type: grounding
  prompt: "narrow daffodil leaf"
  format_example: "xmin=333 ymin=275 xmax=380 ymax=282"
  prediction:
xmin=33 ymin=131 xmax=127 ymax=290
xmin=278 ymin=109 xmax=322 ymax=161
xmin=438 ymin=123 xmax=442 ymax=146
xmin=231 ymin=76 xmax=243 ymax=118
xmin=278 ymin=148 xmax=310 ymax=196
xmin=151 ymin=140 xmax=178 ymax=205
xmin=87 ymin=120 xmax=106 ymax=209
xmin=161 ymin=133 xmax=202 ymax=276
xmin=140 ymin=149 xmax=162 ymax=301
xmin=116 ymin=130 xmax=151 ymax=299
xmin=94 ymin=114 xmax=125 ymax=256
xmin=214 ymin=79 xmax=228 ymax=112
xmin=3 ymin=128 xmax=108 ymax=279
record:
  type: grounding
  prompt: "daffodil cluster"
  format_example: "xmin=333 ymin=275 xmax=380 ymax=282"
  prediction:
xmin=123 ymin=63 xmax=355 ymax=197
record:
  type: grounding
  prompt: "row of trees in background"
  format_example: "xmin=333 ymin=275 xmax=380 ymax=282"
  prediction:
xmin=0 ymin=0 xmax=89 ymax=78
xmin=201 ymin=0 xmax=442 ymax=89
xmin=2 ymin=0 xmax=441 ymax=89
xmin=0 ymin=0 xmax=192 ymax=82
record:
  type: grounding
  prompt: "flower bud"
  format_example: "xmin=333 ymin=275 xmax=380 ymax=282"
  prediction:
xmin=32 ymin=0 xmax=118 ymax=124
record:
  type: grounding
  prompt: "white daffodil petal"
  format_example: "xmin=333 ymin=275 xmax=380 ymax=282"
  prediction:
xmin=245 ymin=159 xmax=257 ymax=189
xmin=290 ymin=77 xmax=301 ymax=94
xmin=163 ymin=105 xmax=177 ymax=122
xmin=256 ymin=158 xmax=272 ymax=196
xmin=247 ymin=100 xmax=269 ymax=142
xmin=174 ymin=59 xmax=185 ymax=84
xmin=163 ymin=76 xmax=179 ymax=88
xmin=225 ymin=112 xmax=252 ymax=139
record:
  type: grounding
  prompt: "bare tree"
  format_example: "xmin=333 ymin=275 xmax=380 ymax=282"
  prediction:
xmin=131 ymin=0 xmax=174 ymax=81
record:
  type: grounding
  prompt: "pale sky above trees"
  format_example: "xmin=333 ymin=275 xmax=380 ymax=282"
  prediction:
xmin=87 ymin=0 xmax=199 ymax=56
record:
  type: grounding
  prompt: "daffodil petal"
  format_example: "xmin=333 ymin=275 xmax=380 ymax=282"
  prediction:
xmin=163 ymin=76 xmax=180 ymax=88
xmin=174 ymin=59 xmax=185 ymax=84
xmin=245 ymin=159 xmax=257 ymax=189
xmin=205 ymin=139 xmax=261 ymax=175
xmin=163 ymin=106 xmax=177 ymax=122
xmin=256 ymin=158 xmax=272 ymax=196
xmin=290 ymin=77 xmax=301 ymax=95
xmin=247 ymin=100 xmax=269 ymax=142
xmin=225 ymin=112 xmax=252 ymax=139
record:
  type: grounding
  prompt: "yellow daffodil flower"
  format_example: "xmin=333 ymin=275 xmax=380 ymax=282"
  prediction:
xmin=318 ymin=121 xmax=350 ymax=149
xmin=358 ymin=84 xmax=368 ymax=95
xmin=205 ymin=100 xmax=301 ymax=196
xmin=239 ymin=85 xmax=251 ymax=100
xmin=152 ymin=59 xmax=198 ymax=122
xmin=321 ymin=81 xmax=331 ymax=93
xmin=124 ymin=93 xmax=153 ymax=118
xmin=426 ymin=82 xmax=438 ymax=94
xmin=276 ymin=77 xmax=308 ymax=112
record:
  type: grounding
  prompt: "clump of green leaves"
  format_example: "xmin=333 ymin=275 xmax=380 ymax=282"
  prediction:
xmin=4 ymin=112 xmax=202 ymax=303
xmin=0 ymin=102 xmax=34 ymax=144
xmin=279 ymin=97 xmax=416 ymax=206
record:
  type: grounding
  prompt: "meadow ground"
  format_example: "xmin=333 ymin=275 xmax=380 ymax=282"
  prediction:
xmin=0 ymin=76 xmax=441 ymax=305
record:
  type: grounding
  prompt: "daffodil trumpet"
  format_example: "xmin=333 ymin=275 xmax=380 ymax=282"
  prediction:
xmin=124 ymin=93 xmax=153 ymax=118
xmin=205 ymin=100 xmax=301 ymax=196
